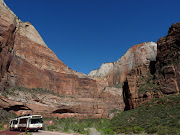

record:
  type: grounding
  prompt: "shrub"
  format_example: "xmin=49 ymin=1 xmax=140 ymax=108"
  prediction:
xmin=132 ymin=126 xmax=144 ymax=134
xmin=1 ymin=86 xmax=74 ymax=99
xmin=0 ymin=121 xmax=4 ymax=130
xmin=46 ymin=125 xmax=57 ymax=131
xmin=111 ymin=94 xmax=180 ymax=134
xmin=146 ymin=125 xmax=158 ymax=134
xmin=101 ymin=127 xmax=114 ymax=135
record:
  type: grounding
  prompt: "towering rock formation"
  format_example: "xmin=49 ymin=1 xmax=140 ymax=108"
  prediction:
xmin=123 ymin=23 xmax=180 ymax=110
xmin=155 ymin=23 xmax=180 ymax=94
xmin=89 ymin=42 xmax=157 ymax=86
xmin=88 ymin=42 xmax=158 ymax=110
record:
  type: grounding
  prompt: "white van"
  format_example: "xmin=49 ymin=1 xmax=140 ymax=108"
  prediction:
xmin=9 ymin=114 xmax=43 ymax=132
xmin=9 ymin=118 xmax=18 ymax=131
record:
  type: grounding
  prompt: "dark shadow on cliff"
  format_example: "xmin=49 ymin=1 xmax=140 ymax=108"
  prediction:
xmin=53 ymin=109 xmax=74 ymax=114
xmin=123 ymin=81 xmax=133 ymax=111
xmin=4 ymin=105 xmax=31 ymax=111
xmin=149 ymin=61 xmax=156 ymax=75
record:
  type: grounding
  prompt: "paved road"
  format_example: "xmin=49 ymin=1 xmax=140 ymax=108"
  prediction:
xmin=0 ymin=129 xmax=79 ymax=135
xmin=0 ymin=129 xmax=22 ymax=135
xmin=32 ymin=130 xmax=80 ymax=135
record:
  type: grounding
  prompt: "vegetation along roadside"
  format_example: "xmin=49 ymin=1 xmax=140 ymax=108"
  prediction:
xmin=42 ymin=94 xmax=180 ymax=135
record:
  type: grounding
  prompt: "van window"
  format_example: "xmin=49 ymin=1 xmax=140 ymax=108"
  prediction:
xmin=29 ymin=118 xmax=42 ymax=124
xmin=19 ymin=118 xmax=28 ymax=124
xmin=13 ymin=120 xmax=18 ymax=124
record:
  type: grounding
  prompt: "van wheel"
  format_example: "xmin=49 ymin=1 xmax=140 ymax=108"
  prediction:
xmin=10 ymin=128 xmax=12 ymax=131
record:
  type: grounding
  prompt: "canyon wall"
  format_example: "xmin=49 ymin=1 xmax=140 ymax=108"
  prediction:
xmin=88 ymin=41 xmax=159 ymax=111
xmin=123 ymin=23 xmax=180 ymax=109
xmin=0 ymin=0 xmax=96 ymax=97
xmin=0 ymin=0 xmax=124 ymax=118
xmin=155 ymin=23 xmax=180 ymax=94
xmin=1 ymin=0 xmax=179 ymax=118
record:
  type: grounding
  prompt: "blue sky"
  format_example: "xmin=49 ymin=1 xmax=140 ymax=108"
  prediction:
xmin=5 ymin=0 xmax=180 ymax=74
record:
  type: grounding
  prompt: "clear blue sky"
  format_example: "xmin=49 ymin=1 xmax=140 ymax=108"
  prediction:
xmin=5 ymin=0 xmax=180 ymax=74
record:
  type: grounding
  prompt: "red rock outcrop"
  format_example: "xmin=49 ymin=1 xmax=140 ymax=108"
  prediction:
xmin=124 ymin=23 xmax=180 ymax=109
xmin=123 ymin=63 xmax=163 ymax=110
xmin=88 ymin=42 xmax=158 ymax=111
xmin=0 ymin=0 xmax=124 ymax=118
xmin=88 ymin=42 xmax=157 ymax=110
xmin=155 ymin=23 xmax=180 ymax=94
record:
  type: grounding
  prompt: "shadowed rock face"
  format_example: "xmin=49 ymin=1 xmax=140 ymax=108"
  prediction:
xmin=0 ymin=0 xmax=17 ymax=91
xmin=0 ymin=0 xmax=124 ymax=118
xmin=123 ymin=63 xmax=162 ymax=109
xmin=155 ymin=23 xmax=180 ymax=94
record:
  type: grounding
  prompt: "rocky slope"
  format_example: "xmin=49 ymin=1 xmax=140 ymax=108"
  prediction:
xmin=0 ymin=0 xmax=124 ymax=118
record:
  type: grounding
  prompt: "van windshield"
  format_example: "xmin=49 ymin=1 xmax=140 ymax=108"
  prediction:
xmin=29 ymin=118 xmax=42 ymax=124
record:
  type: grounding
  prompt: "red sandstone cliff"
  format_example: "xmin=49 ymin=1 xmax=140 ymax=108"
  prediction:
xmin=88 ymin=41 xmax=158 ymax=111
xmin=0 ymin=0 xmax=97 ymax=97
xmin=155 ymin=23 xmax=180 ymax=94
xmin=0 ymin=0 xmax=124 ymax=118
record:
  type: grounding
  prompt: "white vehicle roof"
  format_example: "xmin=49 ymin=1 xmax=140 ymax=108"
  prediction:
xmin=11 ymin=114 xmax=42 ymax=120
xmin=10 ymin=118 xmax=18 ymax=121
